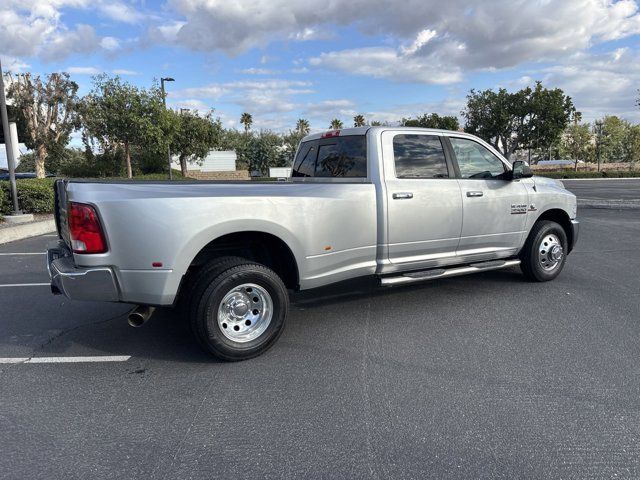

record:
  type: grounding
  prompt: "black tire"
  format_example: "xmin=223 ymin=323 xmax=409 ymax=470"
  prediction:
xmin=520 ymin=220 xmax=568 ymax=282
xmin=188 ymin=256 xmax=289 ymax=361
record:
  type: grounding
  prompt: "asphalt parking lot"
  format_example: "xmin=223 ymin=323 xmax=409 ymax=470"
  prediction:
xmin=1 ymin=206 xmax=640 ymax=479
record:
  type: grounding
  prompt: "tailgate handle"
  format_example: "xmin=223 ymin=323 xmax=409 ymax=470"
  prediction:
xmin=392 ymin=192 xmax=413 ymax=200
xmin=466 ymin=191 xmax=484 ymax=198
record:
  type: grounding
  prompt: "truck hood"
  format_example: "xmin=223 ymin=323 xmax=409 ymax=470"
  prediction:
xmin=533 ymin=175 xmax=565 ymax=189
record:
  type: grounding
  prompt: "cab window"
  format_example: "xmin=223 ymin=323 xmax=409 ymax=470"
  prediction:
xmin=292 ymin=136 xmax=367 ymax=178
xmin=450 ymin=137 xmax=506 ymax=179
xmin=393 ymin=134 xmax=449 ymax=179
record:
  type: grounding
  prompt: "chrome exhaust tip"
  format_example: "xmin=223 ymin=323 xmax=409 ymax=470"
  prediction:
xmin=127 ymin=305 xmax=156 ymax=328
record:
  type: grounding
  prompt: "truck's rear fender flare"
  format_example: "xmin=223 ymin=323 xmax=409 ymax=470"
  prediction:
xmin=174 ymin=220 xmax=303 ymax=290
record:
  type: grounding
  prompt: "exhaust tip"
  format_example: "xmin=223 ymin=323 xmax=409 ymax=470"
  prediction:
xmin=127 ymin=306 xmax=155 ymax=328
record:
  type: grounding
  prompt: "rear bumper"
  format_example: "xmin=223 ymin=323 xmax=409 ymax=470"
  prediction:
xmin=569 ymin=219 xmax=579 ymax=253
xmin=47 ymin=241 xmax=120 ymax=302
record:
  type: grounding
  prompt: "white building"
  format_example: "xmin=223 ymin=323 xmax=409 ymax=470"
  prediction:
xmin=0 ymin=143 xmax=28 ymax=171
xmin=172 ymin=150 xmax=237 ymax=172
xmin=269 ymin=167 xmax=292 ymax=178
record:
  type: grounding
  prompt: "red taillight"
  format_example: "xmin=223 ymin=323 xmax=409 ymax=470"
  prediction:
xmin=68 ymin=202 xmax=107 ymax=254
xmin=321 ymin=130 xmax=340 ymax=138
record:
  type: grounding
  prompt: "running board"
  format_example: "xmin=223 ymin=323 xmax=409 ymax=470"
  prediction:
xmin=380 ymin=259 xmax=521 ymax=287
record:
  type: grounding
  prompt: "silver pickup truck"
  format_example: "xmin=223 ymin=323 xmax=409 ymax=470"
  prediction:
xmin=48 ymin=127 xmax=578 ymax=361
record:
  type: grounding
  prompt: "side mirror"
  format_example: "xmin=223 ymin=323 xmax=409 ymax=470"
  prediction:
xmin=511 ymin=160 xmax=533 ymax=180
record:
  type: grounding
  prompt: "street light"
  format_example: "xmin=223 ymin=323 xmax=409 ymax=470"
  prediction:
xmin=160 ymin=77 xmax=175 ymax=180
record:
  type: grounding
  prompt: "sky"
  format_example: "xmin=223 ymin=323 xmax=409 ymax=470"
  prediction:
xmin=1 ymin=0 xmax=640 ymax=134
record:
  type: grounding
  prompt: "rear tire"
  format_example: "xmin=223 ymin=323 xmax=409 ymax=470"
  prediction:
xmin=188 ymin=257 xmax=289 ymax=361
xmin=520 ymin=220 xmax=568 ymax=282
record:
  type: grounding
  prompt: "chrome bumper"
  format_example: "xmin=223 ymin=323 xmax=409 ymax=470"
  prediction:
xmin=569 ymin=219 xmax=579 ymax=253
xmin=47 ymin=241 xmax=120 ymax=302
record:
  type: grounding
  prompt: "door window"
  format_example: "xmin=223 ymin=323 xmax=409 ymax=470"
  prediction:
xmin=393 ymin=134 xmax=449 ymax=179
xmin=450 ymin=137 xmax=506 ymax=179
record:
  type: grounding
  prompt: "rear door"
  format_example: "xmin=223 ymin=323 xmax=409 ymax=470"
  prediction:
xmin=382 ymin=131 xmax=463 ymax=268
xmin=446 ymin=136 xmax=529 ymax=257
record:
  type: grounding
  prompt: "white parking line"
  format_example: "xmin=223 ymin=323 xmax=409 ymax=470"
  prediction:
xmin=0 ymin=283 xmax=50 ymax=288
xmin=0 ymin=355 xmax=131 ymax=364
xmin=0 ymin=252 xmax=46 ymax=256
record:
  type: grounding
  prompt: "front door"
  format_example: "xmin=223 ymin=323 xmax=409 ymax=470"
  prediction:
xmin=447 ymin=136 xmax=529 ymax=257
xmin=382 ymin=131 xmax=463 ymax=268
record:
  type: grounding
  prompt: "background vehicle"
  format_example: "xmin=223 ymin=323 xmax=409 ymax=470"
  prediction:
xmin=48 ymin=127 xmax=578 ymax=361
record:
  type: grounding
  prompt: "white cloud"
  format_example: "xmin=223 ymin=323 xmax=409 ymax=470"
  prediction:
xmin=112 ymin=69 xmax=139 ymax=75
xmin=100 ymin=36 xmax=120 ymax=51
xmin=165 ymin=0 xmax=640 ymax=71
xmin=97 ymin=1 xmax=145 ymax=24
xmin=67 ymin=66 xmax=102 ymax=75
xmin=240 ymin=68 xmax=280 ymax=75
xmin=0 ymin=0 xmax=142 ymax=61
xmin=66 ymin=66 xmax=140 ymax=76
xmin=310 ymin=46 xmax=462 ymax=84
xmin=527 ymin=48 xmax=640 ymax=122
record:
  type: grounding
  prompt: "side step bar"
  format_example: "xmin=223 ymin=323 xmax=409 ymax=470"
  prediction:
xmin=380 ymin=259 xmax=521 ymax=287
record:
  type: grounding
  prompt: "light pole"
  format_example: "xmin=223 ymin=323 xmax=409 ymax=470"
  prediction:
xmin=160 ymin=77 xmax=175 ymax=180
xmin=594 ymin=120 xmax=604 ymax=173
xmin=0 ymin=57 xmax=22 ymax=216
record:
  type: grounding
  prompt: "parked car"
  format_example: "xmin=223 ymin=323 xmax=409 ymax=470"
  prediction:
xmin=47 ymin=127 xmax=578 ymax=361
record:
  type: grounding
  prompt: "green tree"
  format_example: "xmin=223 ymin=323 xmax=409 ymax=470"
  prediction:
xmin=329 ymin=118 xmax=343 ymax=129
xmin=295 ymin=118 xmax=310 ymax=136
xmin=353 ymin=114 xmax=366 ymax=127
xmin=402 ymin=113 xmax=460 ymax=131
xmin=560 ymin=121 xmax=593 ymax=171
xmin=170 ymin=110 xmax=223 ymax=177
xmin=7 ymin=72 xmax=79 ymax=178
xmin=463 ymin=82 xmax=574 ymax=159
xmin=240 ymin=112 xmax=253 ymax=133
xmin=624 ymin=124 xmax=640 ymax=168
xmin=598 ymin=115 xmax=630 ymax=163
xmin=80 ymin=75 xmax=171 ymax=178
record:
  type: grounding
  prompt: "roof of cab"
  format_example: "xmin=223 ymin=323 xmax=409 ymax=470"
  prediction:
xmin=301 ymin=126 xmax=469 ymax=142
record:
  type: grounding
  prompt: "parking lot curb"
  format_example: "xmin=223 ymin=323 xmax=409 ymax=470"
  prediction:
xmin=0 ymin=219 xmax=56 ymax=245
xmin=578 ymin=199 xmax=640 ymax=210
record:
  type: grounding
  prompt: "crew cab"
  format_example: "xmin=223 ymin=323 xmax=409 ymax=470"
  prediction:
xmin=48 ymin=127 xmax=579 ymax=361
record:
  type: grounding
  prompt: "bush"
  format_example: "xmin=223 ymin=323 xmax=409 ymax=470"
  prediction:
xmin=0 ymin=178 xmax=57 ymax=215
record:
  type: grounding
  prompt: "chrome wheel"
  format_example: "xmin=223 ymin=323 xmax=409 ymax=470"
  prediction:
xmin=538 ymin=233 xmax=563 ymax=271
xmin=217 ymin=283 xmax=273 ymax=343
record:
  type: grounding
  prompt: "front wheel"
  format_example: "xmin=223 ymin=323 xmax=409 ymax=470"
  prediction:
xmin=520 ymin=220 xmax=568 ymax=282
xmin=189 ymin=257 xmax=289 ymax=361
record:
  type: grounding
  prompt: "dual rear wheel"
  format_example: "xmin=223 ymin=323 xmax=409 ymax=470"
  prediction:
xmin=187 ymin=257 xmax=289 ymax=362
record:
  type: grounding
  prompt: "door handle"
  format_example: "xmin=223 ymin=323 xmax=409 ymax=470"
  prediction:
xmin=466 ymin=191 xmax=484 ymax=198
xmin=392 ymin=192 xmax=413 ymax=200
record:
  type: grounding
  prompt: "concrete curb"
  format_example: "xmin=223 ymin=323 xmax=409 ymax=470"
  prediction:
xmin=578 ymin=200 xmax=640 ymax=210
xmin=0 ymin=219 xmax=56 ymax=245
xmin=561 ymin=177 xmax=640 ymax=182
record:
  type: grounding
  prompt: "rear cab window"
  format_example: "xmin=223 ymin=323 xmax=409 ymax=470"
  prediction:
xmin=292 ymin=135 xmax=367 ymax=178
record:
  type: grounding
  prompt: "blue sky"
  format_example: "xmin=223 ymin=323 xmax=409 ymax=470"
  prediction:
xmin=2 ymin=0 xmax=640 ymax=133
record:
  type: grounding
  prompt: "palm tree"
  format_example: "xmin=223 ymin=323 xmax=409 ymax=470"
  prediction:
xmin=329 ymin=118 xmax=343 ymax=130
xmin=296 ymin=118 xmax=310 ymax=136
xmin=353 ymin=114 xmax=366 ymax=127
xmin=240 ymin=112 xmax=253 ymax=133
